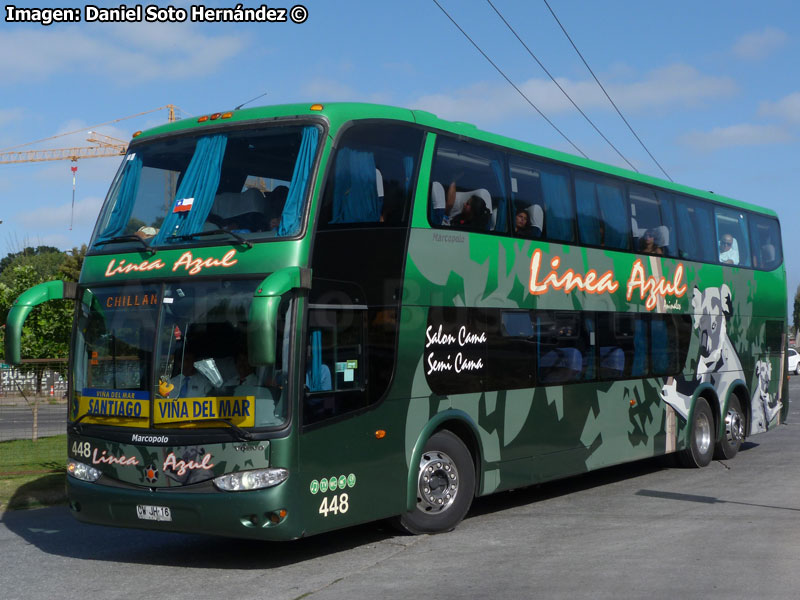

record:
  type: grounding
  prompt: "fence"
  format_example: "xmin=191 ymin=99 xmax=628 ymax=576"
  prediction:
xmin=0 ymin=359 xmax=68 ymax=443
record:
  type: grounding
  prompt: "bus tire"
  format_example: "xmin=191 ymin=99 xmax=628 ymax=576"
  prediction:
xmin=679 ymin=397 xmax=715 ymax=468
xmin=713 ymin=396 xmax=745 ymax=460
xmin=395 ymin=430 xmax=475 ymax=535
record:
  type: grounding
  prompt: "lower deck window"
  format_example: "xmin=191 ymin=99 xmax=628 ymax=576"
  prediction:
xmin=424 ymin=307 xmax=691 ymax=395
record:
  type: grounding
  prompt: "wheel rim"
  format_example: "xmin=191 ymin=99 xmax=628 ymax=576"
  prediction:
xmin=725 ymin=408 xmax=744 ymax=444
xmin=696 ymin=411 xmax=712 ymax=455
xmin=417 ymin=449 xmax=459 ymax=513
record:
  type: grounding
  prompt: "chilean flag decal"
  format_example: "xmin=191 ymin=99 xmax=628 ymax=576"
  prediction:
xmin=173 ymin=197 xmax=194 ymax=213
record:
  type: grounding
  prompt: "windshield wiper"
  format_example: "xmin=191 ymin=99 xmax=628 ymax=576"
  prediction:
xmin=158 ymin=418 xmax=254 ymax=441
xmin=175 ymin=229 xmax=253 ymax=249
xmin=93 ymin=235 xmax=156 ymax=255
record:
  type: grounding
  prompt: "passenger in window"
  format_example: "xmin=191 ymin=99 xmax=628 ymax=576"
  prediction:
xmin=719 ymin=234 xmax=739 ymax=265
xmin=165 ymin=348 xmax=212 ymax=399
xmin=452 ymin=195 xmax=491 ymax=230
xmin=514 ymin=208 xmax=535 ymax=237
xmin=638 ymin=229 xmax=663 ymax=255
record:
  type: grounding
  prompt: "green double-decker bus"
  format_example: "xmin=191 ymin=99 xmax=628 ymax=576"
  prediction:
xmin=5 ymin=102 xmax=787 ymax=539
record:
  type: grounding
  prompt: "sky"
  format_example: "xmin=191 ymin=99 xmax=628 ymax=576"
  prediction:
xmin=1 ymin=0 xmax=799 ymax=305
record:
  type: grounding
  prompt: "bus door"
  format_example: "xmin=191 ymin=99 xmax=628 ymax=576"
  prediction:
xmin=296 ymin=301 xmax=406 ymax=532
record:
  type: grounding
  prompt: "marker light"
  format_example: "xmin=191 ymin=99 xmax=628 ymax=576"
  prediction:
xmin=67 ymin=459 xmax=102 ymax=482
xmin=197 ymin=115 xmax=209 ymax=123
xmin=222 ymin=112 xmax=233 ymax=119
xmin=132 ymin=131 xmax=142 ymax=138
xmin=213 ymin=468 xmax=289 ymax=491
xmin=310 ymin=104 xmax=324 ymax=111
xmin=210 ymin=113 xmax=221 ymax=120
xmin=375 ymin=429 xmax=386 ymax=439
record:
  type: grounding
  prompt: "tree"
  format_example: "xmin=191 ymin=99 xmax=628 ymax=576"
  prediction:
xmin=59 ymin=244 xmax=88 ymax=282
xmin=0 ymin=246 xmax=65 ymax=288
xmin=0 ymin=264 xmax=72 ymax=362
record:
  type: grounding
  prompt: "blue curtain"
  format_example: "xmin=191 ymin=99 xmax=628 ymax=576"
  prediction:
xmin=651 ymin=319 xmax=669 ymax=374
xmin=97 ymin=154 xmax=143 ymax=241
xmin=540 ymin=169 xmax=574 ymax=242
xmin=490 ymin=159 xmax=507 ymax=233
xmin=153 ymin=134 xmax=228 ymax=245
xmin=329 ymin=148 xmax=381 ymax=224
xmin=692 ymin=203 xmax=716 ymax=262
xmin=631 ymin=319 xmax=649 ymax=376
xmin=582 ymin=316 xmax=596 ymax=380
xmin=674 ymin=200 xmax=697 ymax=260
xmin=597 ymin=183 xmax=628 ymax=249
xmin=278 ymin=126 xmax=320 ymax=237
xmin=659 ymin=195 xmax=678 ymax=256
xmin=575 ymin=179 xmax=601 ymax=245
xmin=308 ymin=330 xmax=323 ymax=391
xmin=403 ymin=156 xmax=414 ymax=196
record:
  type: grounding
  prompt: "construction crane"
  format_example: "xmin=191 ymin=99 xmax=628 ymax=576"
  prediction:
xmin=0 ymin=104 xmax=180 ymax=228
xmin=0 ymin=134 xmax=127 ymax=164
xmin=0 ymin=104 xmax=177 ymax=164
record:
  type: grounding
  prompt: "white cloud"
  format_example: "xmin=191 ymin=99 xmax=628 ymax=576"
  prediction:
xmin=0 ymin=24 xmax=247 ymax=85
xmin=15 ymin=196 xmax=104 ymax=229
xmin=732 ymin=27 xmax=788 ymax=60
xmin=302 ymin=79 xmax=360 ymax=101
xmin=410 ymin=64 xmax=736 ymax=123
xmin=301 ymin=79 xmax=392 ymax=105
xmin=0 ymin=108 xmax=25 ymax=129
xmin=758 ymin=92 xmax=800 ymax=124
xmin=679 ymin=124 xmax=792 ymax=151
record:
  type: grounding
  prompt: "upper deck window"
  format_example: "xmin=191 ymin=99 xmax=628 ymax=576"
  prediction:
xmin=318 ymin=123 xmax=423 ymax=228
xmin=748 ymin=213 xmax=782 ymax=270
xmin=90 ymin=124 xmax=320 ymax=252
xmin=429 ymin=136 xmax=508 ymax=234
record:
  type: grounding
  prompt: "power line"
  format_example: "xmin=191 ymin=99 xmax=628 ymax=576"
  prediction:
xmin=486 ymin=0 xmax=639 ymax=173
xmin=430 ymin=0 xmax=588 ymax=159
xmin=542 ymin=0 xmax=673 ymax=182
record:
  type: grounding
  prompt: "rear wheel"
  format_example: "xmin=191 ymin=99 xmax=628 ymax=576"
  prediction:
xmin=395 ymin=430 xmax=475 ymax=534
xmin=679 ymin=397 xmax=715 ymax=468
xmin=714 ymin=396 xmax=745 ymax=460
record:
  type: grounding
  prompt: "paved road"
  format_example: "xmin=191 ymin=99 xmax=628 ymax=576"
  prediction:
xmin=2 ymin=380 xmax=799 ymax=600
xmin=0 ymin=403 xmax=67 ymax=442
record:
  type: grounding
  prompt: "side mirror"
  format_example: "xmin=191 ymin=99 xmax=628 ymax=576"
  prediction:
xmin=5 ymin=280 xmax=78 ymax=364
xmin=248 ymin=267 xmax=311 ymax=365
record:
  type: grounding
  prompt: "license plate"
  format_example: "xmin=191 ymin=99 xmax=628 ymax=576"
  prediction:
xmin=136 ymin=504 xmax=172 ymax=522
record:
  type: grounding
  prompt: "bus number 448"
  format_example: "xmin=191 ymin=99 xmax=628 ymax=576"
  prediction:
xmin=319 ymin=493 xmax=349 ymax=517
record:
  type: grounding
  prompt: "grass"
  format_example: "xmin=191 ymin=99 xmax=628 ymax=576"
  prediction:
xmin=0 ymin=435 xmax=67 ymax=512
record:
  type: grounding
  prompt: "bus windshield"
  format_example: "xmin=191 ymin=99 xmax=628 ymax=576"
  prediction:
xmin=73 ymin=279 xmax=290 ymax=430
xmin=90 ymin=123 xmax=320 ymax=251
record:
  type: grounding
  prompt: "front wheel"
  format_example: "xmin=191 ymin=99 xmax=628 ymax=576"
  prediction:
xmin=679 ymin=397 xmax=715 ymax=468
xmin=395 ymin=430 xmax=476 ymax=534
xmin=714 ymin=396 xmax=745 ymax=460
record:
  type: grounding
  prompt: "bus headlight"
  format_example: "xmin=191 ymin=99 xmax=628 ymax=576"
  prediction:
xmin=67 ymin=459 xmax=102 ymax=482
xmin=213 ymin=468 xmax=288 ymax=491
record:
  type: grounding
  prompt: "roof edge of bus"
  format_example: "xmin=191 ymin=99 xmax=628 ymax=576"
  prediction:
xmin=132 ymin=101 xmax=777 ymax=218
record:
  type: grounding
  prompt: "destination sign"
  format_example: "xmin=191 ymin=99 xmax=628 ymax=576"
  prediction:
xmin=154 ymin=396 xmax=255 ymax=428
xmin=101 ymin=292 xmax=159 ymax=309
xmin=78 ymin=388 xmax=150 ymax=427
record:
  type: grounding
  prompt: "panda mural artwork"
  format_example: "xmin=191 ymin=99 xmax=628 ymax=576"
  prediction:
xmin=660 ymin=283 xmax=782 ymax=440
xmin=752 ymin=359 xmax=782 ymax=434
